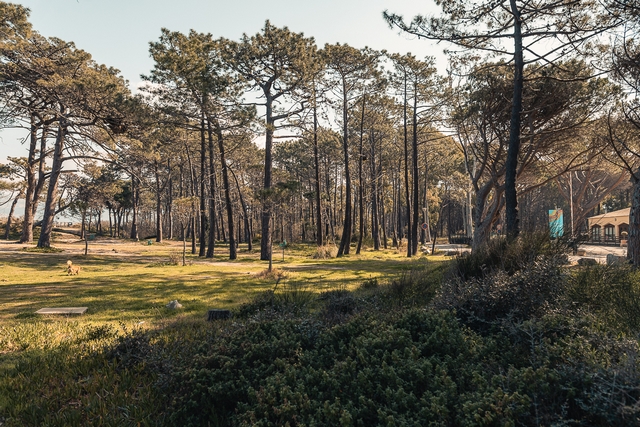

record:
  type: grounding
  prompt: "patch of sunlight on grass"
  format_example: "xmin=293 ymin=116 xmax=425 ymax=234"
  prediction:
xmin=0 ymin=239 xmax=447 ymax=359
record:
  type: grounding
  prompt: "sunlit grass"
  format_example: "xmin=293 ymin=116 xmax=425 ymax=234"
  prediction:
xmin=0 ymin=236 xmax=440 ymax=348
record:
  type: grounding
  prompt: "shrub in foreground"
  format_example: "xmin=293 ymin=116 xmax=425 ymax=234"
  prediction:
xmin=165 ymin=310 xmax=640 ymax=426
xmin=437 ymin=259 xmax=566 ymax=326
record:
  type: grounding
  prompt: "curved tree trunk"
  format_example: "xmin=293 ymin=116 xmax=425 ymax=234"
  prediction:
xmin=37 ymin=123 xmax=66 ymax=248
xmin=5 ymin=190 xmax=21 ymax=240
xmin=20 ymin=115 xmax=39 ymax=243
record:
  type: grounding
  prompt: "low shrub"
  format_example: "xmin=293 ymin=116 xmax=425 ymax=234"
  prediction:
xmin=437 ymin=259 xmax=566 ymax=326
xmin=452 ymin=232 xmax=569 ymax=280
xmin=567 ymin=263 xmax=640 ymax=333
xmin=234 ymin=284 xmax=314 ymax=320
xmin=167 ymin=252 xmax=181 ymax=265
xmin=359 ymin=276 xmax=379 ymax=289
xmin=312 ymin=245 xmax=338 ymax=259
xmin=21 ymin=246 xmax=63 ymax=253
xmin=318 ymin=289 xmax=358 ymax=323
xmin=234 ymin=290 xmax=278 ymax=318
xmin=384 ymin=262 xmax=443 ymax=307
xmin=255 ymin=267 xmax=288 ymax=283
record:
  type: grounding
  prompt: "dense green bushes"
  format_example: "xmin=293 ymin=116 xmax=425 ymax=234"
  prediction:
xmin=164 ymin=309 xmax=639 ymax=426
xmin=567 ymin=264 xmax=640 ymax=333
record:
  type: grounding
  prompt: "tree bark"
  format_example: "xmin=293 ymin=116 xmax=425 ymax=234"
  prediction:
xmin=505 ymin=0 xmax=524 ymax=240
xmin=4 ymin=191 xmax=21 ymax=240
xmin=154 ymin=160 xmax=163 ymax=243
xmin=130 ymin=175 xmax=139 ymax=240
xmin=261 ymin=92 xmax=274 ymax=260
xmin=206 ymin=118 xmax=217 ymax=258
xmin=37 ymin=122 xmax=66 ymax=248
xmin=167 ymin=159 xmax=173 ymax=240
xmin=356 ymin=94 xmax=366 ymax=254
xmin=628 ymin=174 xmax=640 ymax=265
xmin=411 ymin=85 xmax=419 ymax=255
xmin=370 ymin=133 xmax=380 ymax=250
xmin=472 ymin=183 xmax=503 ymax=250
xmin=337 ymin=79 xmax=353 ymax=256
xmin=20 ymin=114 xmax=39 ymax=243
xmin=423 ymin=150 xmax=432 ymax=243
xmin=313 ymin=91 xmax=323 ymax=247
xmin=403 ymin=72 xmax=412 ymax=257
xmin=214 ymin=120 xmax=236 ymax=260
xmin=199 ymin=110 xmax=207 ymax=257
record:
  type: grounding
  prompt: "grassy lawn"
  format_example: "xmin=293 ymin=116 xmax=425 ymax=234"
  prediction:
xmin=0 ymin=236 xmax=443 ymax=359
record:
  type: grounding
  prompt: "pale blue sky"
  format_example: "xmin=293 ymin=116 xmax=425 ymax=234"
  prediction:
xmin=0 ymin=0 xmax=444 ymax=162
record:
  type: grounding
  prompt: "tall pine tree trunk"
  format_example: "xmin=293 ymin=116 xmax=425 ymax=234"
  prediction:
xmin=167 ymin=159 xmax=173 ymax=240
xmin=261 ymin=94 xmax=274 ymax=260
xmin=370 ymin=133 xmax=380 ymax=250
xmin=206 ymin=118 xmax=217 ymax=258
xmin=403 ymin=73 xmax=412 ymax=257
xmin=130 ymin=175 xmax=139 ymax=240
xmin=214 ymin=120 xmax=236 ymax=260
xmin=338 ymin=80 xmax=353 ymax=257
xmin=356 ymin=94 xmax=366 ymax=254
xmin=313 ymin=93 xmax=323 ymax=247
xmin=505 ymin=0 xmax=524 ymax=240
xmin=411 ymin=87 xmax=419 ymax=255
xmin=199 ymin=110 xmax=207 ymax=256
xmin=154 ymin=160 xmax=163 ymax=243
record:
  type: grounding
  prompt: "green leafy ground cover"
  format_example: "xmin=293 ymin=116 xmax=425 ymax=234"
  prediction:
xmin=0 ymin=235 xmax=639 ymax=426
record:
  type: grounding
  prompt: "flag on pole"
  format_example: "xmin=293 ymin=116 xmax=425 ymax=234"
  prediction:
xmin=549 ymin=209 xmax=564 ymax=238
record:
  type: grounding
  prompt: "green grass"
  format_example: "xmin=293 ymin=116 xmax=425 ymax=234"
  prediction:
xmin=0 ymin=236 xmax=438 ymax=349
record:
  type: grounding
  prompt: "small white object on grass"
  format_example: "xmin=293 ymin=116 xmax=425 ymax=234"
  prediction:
xmin=166 ymin=300 xmax=183 ymax=309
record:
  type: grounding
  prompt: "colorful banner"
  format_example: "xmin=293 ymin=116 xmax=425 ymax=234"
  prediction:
xmin=549 ymin=209 xmax=564 ymax=238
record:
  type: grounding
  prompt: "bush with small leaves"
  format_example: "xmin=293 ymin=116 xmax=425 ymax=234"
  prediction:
xmin=437 ymin=259 xmax=567 ymax=326
xmin=567 ymin=263 xmax=640 ymax=333
xmin=319 ymin=289 xmax=358 ymax=323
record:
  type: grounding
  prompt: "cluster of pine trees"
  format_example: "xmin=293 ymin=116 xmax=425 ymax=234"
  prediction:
xmin=1 ymin=1 xmax=640 ymax=261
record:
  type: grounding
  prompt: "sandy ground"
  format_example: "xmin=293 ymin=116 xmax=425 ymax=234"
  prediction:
xmin=0 ymin=237 xmax=626 ymax=264
xmin=569 ymin=244 xmax=627 ymax=264
xmin=424 ymin=243 xmax=627 ymax=264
